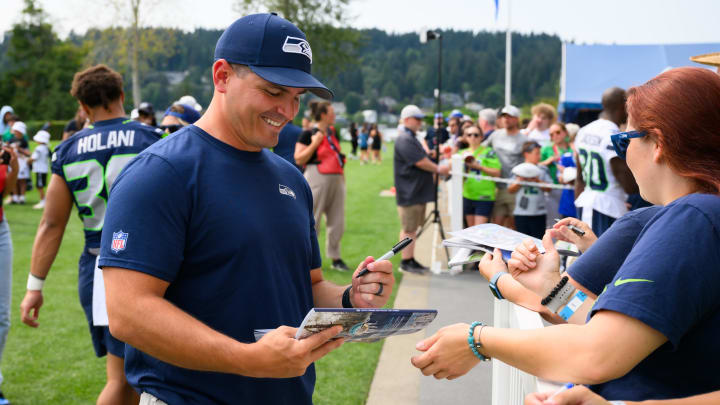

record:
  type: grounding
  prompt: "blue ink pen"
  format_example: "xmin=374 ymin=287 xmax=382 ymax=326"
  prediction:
xmin=549 ymin=383 xmax=575 ymax=399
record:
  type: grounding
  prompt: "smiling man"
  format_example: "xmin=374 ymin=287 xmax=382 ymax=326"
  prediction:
xmin=98 ymin=13 xmax=395 ymax=404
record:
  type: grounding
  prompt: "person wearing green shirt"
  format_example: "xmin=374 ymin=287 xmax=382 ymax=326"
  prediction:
xmin=459 ymin=125 xmax=502 ymax=226
xmin=540 ymin=122 xmax=573 ymax=226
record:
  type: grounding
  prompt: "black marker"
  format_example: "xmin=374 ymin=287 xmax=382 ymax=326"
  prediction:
xmin=355 ymin=237 xmax=413 ymax=278
xmin=554 ymin=218 xmax=586 ymax=237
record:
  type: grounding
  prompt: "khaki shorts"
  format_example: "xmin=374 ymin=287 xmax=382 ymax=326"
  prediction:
xmin=397 ymin=204 xmax=427 ymax=233
xmin=491 ymin=188 xmax=515 ymax=219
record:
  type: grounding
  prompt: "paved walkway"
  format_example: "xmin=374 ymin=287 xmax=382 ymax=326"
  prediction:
xmin=366 ymin=185 xmax=493 ymax=405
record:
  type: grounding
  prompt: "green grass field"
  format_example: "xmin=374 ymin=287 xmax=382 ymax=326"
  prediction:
xmin=2 ymin=141 xmax=400 ymax=404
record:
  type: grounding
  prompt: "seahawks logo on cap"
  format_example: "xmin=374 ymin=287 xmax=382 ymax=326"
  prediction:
xmin=282 ymin=36 xmax=313 ymax=63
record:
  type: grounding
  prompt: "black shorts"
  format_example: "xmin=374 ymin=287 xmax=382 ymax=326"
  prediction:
xmin=35 ymin=172 xmax=47 ymax=189
xmin=463 ymin=198 xmax=494 ymax=217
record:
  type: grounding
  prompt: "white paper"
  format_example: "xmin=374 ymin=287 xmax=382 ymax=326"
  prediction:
xmin=92 ymin=256 xmax=109 ymax=326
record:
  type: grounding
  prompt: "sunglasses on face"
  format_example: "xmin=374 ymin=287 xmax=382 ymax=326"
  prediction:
xmin=466 ymin=132 xmax=482 ymax=138
xmin=610 ymin=130 xmax=647 ymax=159
xmin=159 ymin=124 xmax=184 ymax=133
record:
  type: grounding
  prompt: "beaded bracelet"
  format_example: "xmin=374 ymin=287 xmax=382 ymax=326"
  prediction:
xmin=468 ymin=321 xmax=490 ymax=362
xmin=541 ymin=276 xmax=569 ymax=306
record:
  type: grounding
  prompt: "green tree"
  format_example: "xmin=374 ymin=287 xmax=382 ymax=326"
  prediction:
xmin=344 ymin=91 xmax=362 ymax=114
xmin=233 ymin=0 xmax=362 ymax=79
xmin=0 ymin=0 xmax=87 ymax=120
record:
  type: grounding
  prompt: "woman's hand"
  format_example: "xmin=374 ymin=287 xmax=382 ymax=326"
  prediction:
xmin=508 ymin=232 xmax=562 ymax=297
xmin=478 ymin=248 xmax=508 ymax=282
xmin=411 ymin=323 xmax=481 ymax=380
xmin=525 ymin=385 xmax=613 ymax=405
xmin=549 ymin=218 xmax=597 ymax=253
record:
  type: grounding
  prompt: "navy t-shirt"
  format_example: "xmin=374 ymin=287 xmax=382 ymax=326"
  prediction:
xmin=568 ymin=206 xmax=661 ymax=296
xmin=273 ymin=123 xmax=301 ymax=166
xmin=51 ymin=118 xmax=162 ymax=248
xmin=589 ymin=193 xmax=720 ymax=400
xmin=98 ymin=125 xmax=322 ymax=404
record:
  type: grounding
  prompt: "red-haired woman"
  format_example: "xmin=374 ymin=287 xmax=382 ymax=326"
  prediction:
xmin=410 ymin=67 xmax=720 ymax=402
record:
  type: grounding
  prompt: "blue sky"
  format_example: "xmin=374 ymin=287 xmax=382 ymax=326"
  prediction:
xmin=2 ymin=0 xmax=719 ymax=46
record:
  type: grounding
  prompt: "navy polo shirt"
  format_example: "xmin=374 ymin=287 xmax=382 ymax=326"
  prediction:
xmin=589 ymin=193 xmax=720 ymax=401
xmin=99 ymin=125 xmax=321 ymax=404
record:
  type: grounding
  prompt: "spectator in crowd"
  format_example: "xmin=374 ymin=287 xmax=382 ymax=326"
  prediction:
xmin=447 ymin=116 xmax=462 ymax=145
xmin=483 ymin=105 xmax=528 ymax=229
xmin=273 ymin=121 xmax=302 ymax=166
xmin=0 ymin=107 xmax=14 ymax=139
xmin=0 ymin=144 xmax=17 ymax=405
xmin=63 ymin=106 xmax=89 ymax=140
xmin=523 ymin=103 xmax=557 ymax=146
xmin=28 ymin=130 xmax=51 ymax=209
xmin=424 ymin=112 xmax=449 ymax=161
xmin=8 ymin=122 xmax=30 ymax=205
xmin=574 ymin=87 xmax=637 ymax=236
xmin=295 ymin=100 xmax=350 ymax=272
xmin=358 ymin=122 xmax=370 ymax=164
xmin=540 ymin=122 xmax=573 ymax=225
xmin=508 ymin=142 xmax=552 ymax=239
xmin=411 ymin=67 xmax=720 ymax=403
xmin=478 ymin=108 xmax=497 ymax=141
xmin=301 ymin=116 xmax=312 ymax=131
xmin=177 ymin=95 xmax=203 ymax=113
xmin=370 ymin=124 xmax=383 ymax=164
xmin=97 ymin=14 xmax=394 ymax=404
xmin=159 ymin=103 xmax=201 ymax=135
xmin=19 ymin=64 xmax=163 ymax=405
xmin=1 ymin=114 xmax=19 ymax=143
xmin=349 ymin=122 xmax=358 ymax=157
xmin=458 ymin=124 xmax=501 ymax=227
xmin=394 ymin=104 xmax=450 ymax=274
xmin=136 ymin=102 xmax=156 ymax=127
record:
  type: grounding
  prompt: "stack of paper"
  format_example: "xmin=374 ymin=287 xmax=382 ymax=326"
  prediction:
xmin=443 ymin=224 xmax=545 ymax=267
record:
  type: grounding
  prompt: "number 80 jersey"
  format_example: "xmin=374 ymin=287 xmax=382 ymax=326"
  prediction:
xmin=574 ymin=118 xmax=628 ymax=219
xmin=51 ymin=118 xmax=163 ymax=248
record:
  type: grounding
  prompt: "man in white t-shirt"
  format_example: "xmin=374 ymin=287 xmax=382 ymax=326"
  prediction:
xmin=574 ymin=87 xmax=638 ymax=236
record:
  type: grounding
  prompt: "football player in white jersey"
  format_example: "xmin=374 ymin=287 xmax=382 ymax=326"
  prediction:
xmin=574 ymin=87 xmax=638 ymax=236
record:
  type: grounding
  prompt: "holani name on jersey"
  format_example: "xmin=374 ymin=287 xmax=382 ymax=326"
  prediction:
xmin=77 ymin=130 xmax=136 ymax=155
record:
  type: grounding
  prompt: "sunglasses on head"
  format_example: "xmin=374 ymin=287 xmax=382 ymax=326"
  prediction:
xmin=610 ymin=131 xmax=646 ymax=159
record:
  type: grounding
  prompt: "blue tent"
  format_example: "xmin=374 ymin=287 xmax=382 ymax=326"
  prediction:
xmin=559 ymin=42 xmax=720 ymax=124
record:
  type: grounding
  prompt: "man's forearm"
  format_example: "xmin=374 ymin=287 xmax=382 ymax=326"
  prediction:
xmin=29 ymin=221 xmax=67 ymax=279
xmin=312 ymin=279 xmax=346 ymax=308
xmin=106 ymin=283 xmax=249 ymax=375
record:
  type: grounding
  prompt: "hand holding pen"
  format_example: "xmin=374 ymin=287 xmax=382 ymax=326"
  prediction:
xmin=550 ymin=219 xmax=597 ymax=254
xmin=347 ymin=238 xmax=411 ymax=308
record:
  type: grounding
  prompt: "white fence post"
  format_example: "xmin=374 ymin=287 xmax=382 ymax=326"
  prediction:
xmin=447 ymin=154 xmax=464 ymax=272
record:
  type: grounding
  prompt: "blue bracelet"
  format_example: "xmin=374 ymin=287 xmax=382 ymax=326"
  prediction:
xmin=468 ymin=321 xmax=490 ymax=362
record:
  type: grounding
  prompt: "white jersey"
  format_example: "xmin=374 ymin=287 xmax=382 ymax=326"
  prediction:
xmin=574 ymin=118 xmax=628 ymax=219
xmin=31 ymin=144 xmax=50 ymax=173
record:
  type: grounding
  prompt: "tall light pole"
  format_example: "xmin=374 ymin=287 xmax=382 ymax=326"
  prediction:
xmin=419 ymin=29 xmax=449 ymax=269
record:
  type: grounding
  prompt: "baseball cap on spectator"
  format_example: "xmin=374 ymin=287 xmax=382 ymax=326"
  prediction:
xmin=177 ymin=96 xmax=202 ymax=112
xmin=130 ymin=108 xmax=140 ymax=120
xmin=11 ymin=121 xmax=26 ymax=135
xmin=400 ymin=105 xmax=425 ymax=120
xmin=500 ymin=105 xmax=520 ymax=118
xmin=33 ymin=130 xmax=51 ymax=144
xmin=164 ymin=104 xmax=201 ymax=124
xmin=138 ymin=101 xmax=154 ymax=115
xmin=214 ymin=13 xmax=333 ymax=100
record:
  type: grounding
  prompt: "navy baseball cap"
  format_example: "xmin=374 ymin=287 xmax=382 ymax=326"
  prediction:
xmin=214 ymin=13 xmax=333 ymax=100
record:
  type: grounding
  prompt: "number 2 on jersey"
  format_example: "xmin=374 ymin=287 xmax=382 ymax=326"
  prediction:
xmin=63 ymin=154 xmax=136 ymax=231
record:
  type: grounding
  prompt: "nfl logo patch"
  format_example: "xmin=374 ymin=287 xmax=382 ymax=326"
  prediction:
xmin=111 ymin=231 xmax=128 ymax=253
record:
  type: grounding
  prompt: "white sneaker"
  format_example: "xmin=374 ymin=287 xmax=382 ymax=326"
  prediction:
xmin=33 ymin=200 xmax=45 ymax=209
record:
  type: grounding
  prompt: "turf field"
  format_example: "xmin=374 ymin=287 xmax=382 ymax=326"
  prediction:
xmin=1 ymin=141 xmax=400 ymax=404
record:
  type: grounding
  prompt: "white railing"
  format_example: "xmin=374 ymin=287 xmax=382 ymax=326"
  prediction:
xmin=447 ymin=154 xmax=562 ymax=403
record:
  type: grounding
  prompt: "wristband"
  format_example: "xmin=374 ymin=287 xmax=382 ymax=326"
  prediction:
xmin=467 ymin=321 xmax=490 ymax=362
xmin=557 ymin=290 xmax=588 ymax=321
xmin=27 ymin=273 xmax=45 ymax=291
xmin=488 ymin=271 xmax=508 ymax=300
xmin=342 ymin=286 xmax=353 ymax=308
